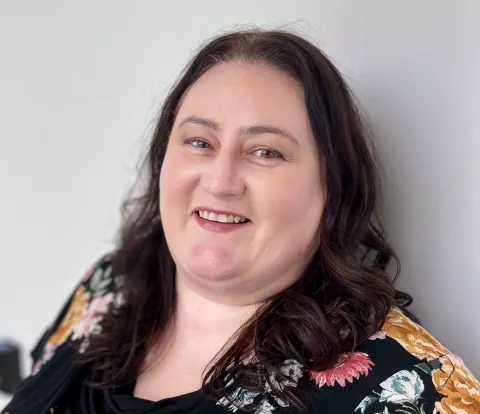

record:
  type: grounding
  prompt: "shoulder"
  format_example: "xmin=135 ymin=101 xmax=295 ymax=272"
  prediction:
xmin=62 ymin=253 xmax=123 ymax=350
xmin=220 ymin=309 xmax=479 ymax=414
xmin=380 ymin=307 xmax=452 ymax=360
xmin=30 ymin=253 xmax=123 ymax=375
xmin=348 ymin=308 xmax=480 ymax=414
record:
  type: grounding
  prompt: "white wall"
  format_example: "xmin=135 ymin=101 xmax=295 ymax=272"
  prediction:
xmin=0 ymin=0 xmax=478 ymax=391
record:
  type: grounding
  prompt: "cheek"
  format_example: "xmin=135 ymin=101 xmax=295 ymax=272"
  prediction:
xmin=159 ymin=152 xmax=174 ymax=195
xmin=275 ymin=191 xmax=323 ymax=228
xmin=255 ymin=170 xmax=324 ymax=258
xmin=159 ymin=150 xmax=184 ymax=216
xmin=159 ymin=154 xmax=173 ymax=211
xmin=159 ymin=148 xmax=199 ymax=217
xmin=257 ymin=171 xmax=324 ymax=225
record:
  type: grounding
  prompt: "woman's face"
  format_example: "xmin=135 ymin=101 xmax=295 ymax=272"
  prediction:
xmin=160 ymin=62 xmax=324 ymax=304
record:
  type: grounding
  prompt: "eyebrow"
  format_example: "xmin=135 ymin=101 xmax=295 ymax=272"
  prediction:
xmin=177 ymin=116 xmax=299 ymax=146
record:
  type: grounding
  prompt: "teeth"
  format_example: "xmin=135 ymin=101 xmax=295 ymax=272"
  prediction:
xmin=198 ymin=210 xmax=247 ymax=224
xmin=217 ymin=214 xmax=228 ymax=223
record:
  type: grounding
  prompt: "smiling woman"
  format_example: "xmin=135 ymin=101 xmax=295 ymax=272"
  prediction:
xmin=3 ymin=29 xmax=479 ymax=414
xmin=160 ymin=61 xmax=323 ymax=299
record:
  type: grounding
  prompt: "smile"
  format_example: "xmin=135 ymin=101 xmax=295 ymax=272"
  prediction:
xmin=193 ymin=209 xmax=251 ymax=233
xmin=196 ymin=210 xmax=249 ymax=224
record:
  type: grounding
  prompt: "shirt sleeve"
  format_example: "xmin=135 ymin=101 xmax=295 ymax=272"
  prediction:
xmin=29 ymin=254 xmax=112 ymax=370
xmin=353 ymin=354 xmax=480 ymax=414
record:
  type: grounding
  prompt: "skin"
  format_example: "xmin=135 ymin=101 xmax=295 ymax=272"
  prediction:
xmin=160 ymin=61 xmax=324 ymax=305
xmin=134 ymin=62 xmax=325 ymax=400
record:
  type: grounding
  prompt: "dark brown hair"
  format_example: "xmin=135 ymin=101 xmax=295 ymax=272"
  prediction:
xmin=80 ymin=28 xmax=412 ymax=410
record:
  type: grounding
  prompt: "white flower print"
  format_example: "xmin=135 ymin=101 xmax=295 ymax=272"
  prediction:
xmin=355 ymin=395 xmax=378 ymax=413
xmin=356 ymin=369 xmax=429 ymax=414
xmin=379 ymin=369 xmax=424 ymax=404
xmin=255 ymin=398 xmax=276 ymax=414
xmin=217 ymin=388 xmax=259 ymax=412
xmin=271 ymin=395 xmax=289 ymax=408
xmin=368 ymin=331 xmax=386 ymax=340
xmin=217 ymin=359 xmax=303 ymax=414
xmin=268 ymin=359 xmax=304 ymax=391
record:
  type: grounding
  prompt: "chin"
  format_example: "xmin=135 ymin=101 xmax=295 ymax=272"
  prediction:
xmin=187 ymin=261 xmax=239 ymax=282
xmin=186 ymin=245 xmax=240 ymax=282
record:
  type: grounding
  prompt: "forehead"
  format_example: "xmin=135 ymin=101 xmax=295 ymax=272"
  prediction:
xmin=176 ymin=62 xmax=312 ymax=135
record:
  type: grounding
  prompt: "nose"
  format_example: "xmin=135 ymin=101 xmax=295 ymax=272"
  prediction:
xmin=201 ymin=151 xmax=245 ymax=197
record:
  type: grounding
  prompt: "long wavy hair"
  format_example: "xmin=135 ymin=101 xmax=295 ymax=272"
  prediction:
xmin=80 ymin=28 xmax=413 ymax=410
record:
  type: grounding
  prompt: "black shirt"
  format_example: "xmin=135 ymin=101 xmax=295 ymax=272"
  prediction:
xmin=62 ymin=373 xmax=207 ymax=414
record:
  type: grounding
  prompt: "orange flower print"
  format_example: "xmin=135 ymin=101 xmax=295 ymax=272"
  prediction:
xmin=432 ymin=354 xmax=480 ymax=414
xmin=310 ymin=352 xmax=374 ymax=388
xmin=381 ymin=308 xmax=448 ymax=361
xmin=46 ymin=285 xmax=91 ymax=347
xmin=382 ymin=309 xmax=480 ymax=413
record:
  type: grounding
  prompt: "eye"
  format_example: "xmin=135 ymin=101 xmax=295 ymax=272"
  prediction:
xmin=184 ymin=138 xmax=212 ymax=149
xmin=253 ymin=147 xmax=284 ymax=160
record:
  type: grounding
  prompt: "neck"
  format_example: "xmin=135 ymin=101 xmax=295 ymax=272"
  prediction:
xmin=175 ymin=275 xmax=259 ymax=335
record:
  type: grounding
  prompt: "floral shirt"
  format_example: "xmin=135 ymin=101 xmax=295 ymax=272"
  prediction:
xmin=2 ymin=255 xmax=479 ymax=414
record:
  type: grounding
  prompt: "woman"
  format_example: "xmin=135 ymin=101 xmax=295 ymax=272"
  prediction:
xmin=3 ymin=29 xmax=479 ymax=414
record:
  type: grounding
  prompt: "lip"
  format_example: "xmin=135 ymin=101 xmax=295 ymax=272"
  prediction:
xmin=193 ymin=211 xmax=250 ymax=233
xmin=192 ymin=206 xmax=250 ymax=221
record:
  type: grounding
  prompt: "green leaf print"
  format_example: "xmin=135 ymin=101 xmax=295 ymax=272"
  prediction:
xmin=355 ymin=395 xmax=378 ymax=413
xmin=379 ymin=370 xmax=424 ymax=404
xmin=89 ymin=265 xmax=113 ymax=297
xmin=356 ymin=369 xmax=429 ymax=414
xmin=414 ymin=358 xmax=442 ymax=375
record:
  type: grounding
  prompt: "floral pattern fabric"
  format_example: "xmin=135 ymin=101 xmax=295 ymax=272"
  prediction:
xmin=31 ymin=256 xmax=120 ymax=375
xmin=380 ymin=309 xmax=480 ymax=414
xmin=352 ymin=309 xmax=480 ymax=414
xmin=2 ymin=256 xmax=480 ymax=414
xmin=310 ymin=352 xmax=374 ymax=388
xmin=217 ymin=359 xmax=304 ymax=414
xmin=356 ymin=367 xmax=441 ymax=414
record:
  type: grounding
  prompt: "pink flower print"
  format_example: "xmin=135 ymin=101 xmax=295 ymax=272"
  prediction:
xmin=369 ymin=331 xmax=386 ymax=340
xmin=32 ymin=343 xmax=57 ymax=375
xmin=71 ymin=313 xmax=101 ymax=341
xmin=32 ymin=360 xmax=42 ymax=375
xmin=42 ymin=343 xmax=56 ymax=362
xmin=310 ymin=352 xmax=374 ymax=388
xmin=88 ymin=292 xmax=114 ymax=315
xmin=71 ymin=292 xmax=114 ymax=341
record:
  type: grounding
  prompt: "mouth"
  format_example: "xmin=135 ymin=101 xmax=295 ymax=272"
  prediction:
xmin=193 ymin=209 xmax=251 ymax=224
